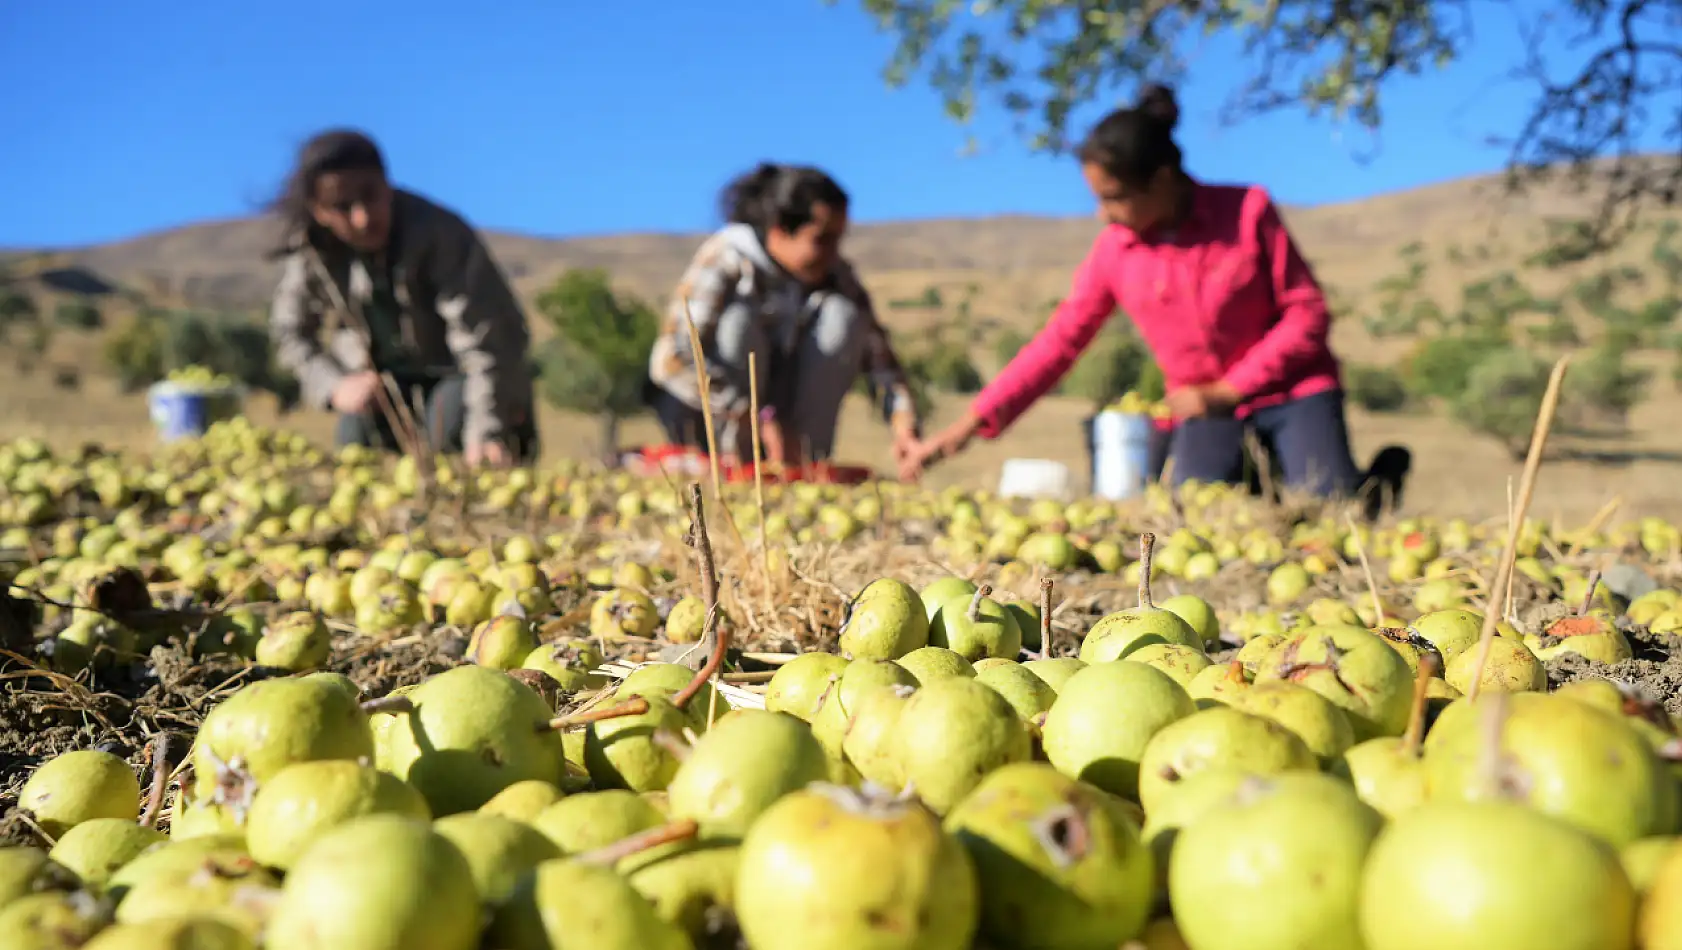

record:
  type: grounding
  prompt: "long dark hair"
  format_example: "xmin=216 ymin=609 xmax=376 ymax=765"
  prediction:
xmin=266 ymin=129 xmax=387 ymax=258
xmin=1077 ymin=84 xmax=1182 ymax=188
xmin=718 ymin=162 xmax=849 ymax=237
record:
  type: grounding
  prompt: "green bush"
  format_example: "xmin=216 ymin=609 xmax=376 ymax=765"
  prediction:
xmin=1058 ymin=327 xmax=1150 ymax=406
xmin=904 ymin=346 xmax=983 ymax=394
xmin=1454 ymin=349 xmax=1554 ymax=458
xmin=100 ymin=309 xmax=296 ymax=398
xmin=52 ymin=300 xmax=102 ymax=330
xmin=990 ymin=327 xmax=1029 ymax=370
xmin=532 ymin=268 xmax=660 ymax=454
xmin=1562 ymin=342 xmax=1649 ymax=427
xmin=1343 ymin=364 xmax=1409 ymax=413
xmin=1400 ymin=331 xmax=1510 ymax=403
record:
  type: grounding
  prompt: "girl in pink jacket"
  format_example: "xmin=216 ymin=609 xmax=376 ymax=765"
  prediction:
xmin=910 ymin=86 xmax=1403 ymax=505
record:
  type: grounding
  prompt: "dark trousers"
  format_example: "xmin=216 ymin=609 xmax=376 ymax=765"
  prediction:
xmin=334 ymin=375 xmax=540 ymax=464
xmin=1169 ymin=389 xmax=1362 ymax=498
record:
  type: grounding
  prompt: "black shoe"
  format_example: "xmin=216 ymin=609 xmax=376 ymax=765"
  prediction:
xmin=1358 ymin=445 xmax=1412 ymax=521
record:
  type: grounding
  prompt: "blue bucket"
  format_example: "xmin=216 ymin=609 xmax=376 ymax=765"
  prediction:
xmin=1086 ymin=410 xmax=1156 ymax=500
xmin=147 ymin=381 xmax=244 ymax=443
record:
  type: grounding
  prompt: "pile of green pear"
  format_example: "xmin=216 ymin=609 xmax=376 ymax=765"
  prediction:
xmin=4 ymin=423 xmax=1682 ymax=949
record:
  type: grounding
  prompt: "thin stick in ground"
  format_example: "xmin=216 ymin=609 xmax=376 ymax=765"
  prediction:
xmin=681 ymin=483 xmax=721 ymax=674
xmin=747 ymin=351 xmax=773 ymax=600
xmin=1343 ymin=513 xmax=1386 ymax=625
xmin=1037 ymin=578 xmax=1054 ymax=659
xmin=1467 ymin=356 xmax=1571 ymax=702
xmin=1401 ymin=653 xmax=1439 ymax=758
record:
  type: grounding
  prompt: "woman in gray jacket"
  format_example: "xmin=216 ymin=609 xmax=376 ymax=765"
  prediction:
xmin=267 ymin=129 xmax=537 ymax=466
xmin=647 ymin=163 xmax=921 ymax=469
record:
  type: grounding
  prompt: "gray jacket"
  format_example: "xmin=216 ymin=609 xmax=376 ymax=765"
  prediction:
xmin=269 ymin=189 xmax=534 ymax=449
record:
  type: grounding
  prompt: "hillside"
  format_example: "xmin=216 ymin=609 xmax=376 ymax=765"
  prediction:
xmin=3 ymin=167 xmax=1682 ymax=522
xmin=0 ymin=168 xmax=1645 ymax=315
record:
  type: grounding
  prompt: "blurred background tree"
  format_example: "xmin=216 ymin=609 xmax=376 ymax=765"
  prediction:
xmin=533 ymin=268 xmax=660 ymax=458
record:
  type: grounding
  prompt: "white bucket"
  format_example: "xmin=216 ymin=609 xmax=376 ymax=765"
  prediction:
xmin=1090 ymin=411 xmax=1154 ymax=500
xmin=998 ymin=459 xmax=1074 ymax=500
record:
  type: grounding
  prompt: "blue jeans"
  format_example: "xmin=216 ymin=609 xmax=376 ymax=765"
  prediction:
xmin=1169 ymin=389 xmax=1362 ymax=498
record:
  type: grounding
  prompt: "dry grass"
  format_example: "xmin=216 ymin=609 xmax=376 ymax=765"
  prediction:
xmin=5 ymin=167 xmax=1682 ymax=524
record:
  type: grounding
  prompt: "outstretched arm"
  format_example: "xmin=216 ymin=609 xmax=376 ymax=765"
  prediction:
xmin=1219 ymin=188 xmax=1333 ymax=400
xmin=969 ymin=241 xmax=1117 ymax=438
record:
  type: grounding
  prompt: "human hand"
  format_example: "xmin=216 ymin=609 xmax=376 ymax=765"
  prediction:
xmin=759 ymin=416 xmax=788 ymax=468
xmin=1165 ymin=382 xmax=1242 ymax=420
xmin=330 ymin=371 xmax=382 ymax=414
xmin=890 ymin=413 xmax=920 ymax=475
xmin=466 ymin=440 xmax=511 ymax=468
xmin=901 ymin=413 xmax=981 ymax=482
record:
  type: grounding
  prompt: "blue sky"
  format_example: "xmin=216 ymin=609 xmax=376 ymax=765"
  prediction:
xmin=0 ymin=0 xmax=1658 ymax=247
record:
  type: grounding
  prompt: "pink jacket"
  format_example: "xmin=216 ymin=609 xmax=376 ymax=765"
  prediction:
xmin=971 ymin=181 xmax=1341 ymax=439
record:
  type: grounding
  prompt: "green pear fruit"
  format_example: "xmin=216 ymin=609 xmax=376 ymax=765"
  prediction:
xmin=1170 ymin=773 xmax=1382 ymax=950
xmin=47 ymin=819 xmax=165 ymax=888
xmin=896 ymin=646 xmax=977 ymax=685
xmin=946 ymin=762 xmax=1153 ymax=949
xmin=1020 ymin=657 xmax=1087 ymax=694
xmin=764 ymin=653 xmax=850 ymax=721
xmin=1444 ymin=637 xmax=1546 ymax=695
xmin=1126 ymin=643 xmax=1213 ymax=688
xmin=479 ymin=779 xmax=566 ymax=822
xmin=1253 ymin=624 xmax=1413 ymax=740
xmin=245 ymin=759 xmax=430 ymax=869
xmin=1422 ymin=692 xmax=1672 ymax=847
xmin=18 ymin=750 xmax=140 ymax=838
xmin=1041 ymin=661 xmax=1195 ymax=799
xmin=928 ymin=584 xmax=1022 ymax=662
xmin=531 ymin=790 xmax=663 ymax=855
xmin=382 ymin=665 xmax=566 ymax=816
xmin=735 ymin=783 xmax=978 ymax=950
xmin=433 ymin=811 xmax=560 ymax=905
xmin=973 ymin=662 xmax=1058 ymax=721
xmin=264 ymin=815 xmax=480 ymax=950
xmin=1136 ymin=707 xmax=1318 ymax=813
xmin=1080 ymin=535 xmax=1204 ymax=662
xmin=665 ymin=710 xmax=829 ymax=838
xmin=840 ymin=578 xmax=930 ymax=660
xmin=1227 ymin=680 xmax=1356 ymax=763
xmin=1360 ymin=800 xmax=1635 ymax=950
xmin=892 ymin=678 xmax=1032 ymax=814
xmin=1158 ymin=593 xmax=1220 ymax=647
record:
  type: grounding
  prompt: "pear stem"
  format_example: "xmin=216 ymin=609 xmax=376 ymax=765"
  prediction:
xmin=1038 ymin=578 xmax=1054 ymax=659
xmin=1225 ymin=659 xmax=1247 ymax=684
xmin=359 ymin=696 xmax=415 ymax=717
xmin=577 ymin=819 xmax=699 ymax=868
xmin=543 ymin=696 xmax=649 ymax=731
xmin=1401 ymin=652 xmax=1439 ymax=757
xmin=139 ymin=733 xmax=172 ymax=830
xmin=673 ymin=611 xmax=730 ymax=710
xmin=967 ymin=585 xmax=991 ymax=623
xmin=1578 ymin=568 xmax=1602 ymax=616
xmin=1136 ymin=533 xmax=1156 ymax=609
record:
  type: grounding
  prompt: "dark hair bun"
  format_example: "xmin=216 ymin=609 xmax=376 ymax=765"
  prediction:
xmin=1136 ymin=84 xmax=1179 ymax=130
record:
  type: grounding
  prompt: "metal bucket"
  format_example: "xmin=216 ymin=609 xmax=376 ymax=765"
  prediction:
xmin=147 ymin=381 xmax=244 ymax=443
xmin=1086 ymin=410 xmax=1156 ymax=500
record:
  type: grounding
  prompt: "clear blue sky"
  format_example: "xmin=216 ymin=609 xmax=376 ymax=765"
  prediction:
xmin=0 ymin=0 xmax=1652 ymax=248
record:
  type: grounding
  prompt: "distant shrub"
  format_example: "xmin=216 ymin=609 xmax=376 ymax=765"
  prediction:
xmin=1343 ymin=364 xmax=1409 ymax=413
xmin=1561 ymin=342 xmax=1649 ymax=429
xmin=1454 ymin=349 xmax=1554 ymax=458
xmin=1059 ymin=327 xmax=1150 ymax=406
xmin=991 ymin=327 xmax=1029 ymax=370
xmin=52 ymin=300 xmax=102 ymax=330
xmin=1400 ymin=332 xmax=1510 ymax=403
xmin=101 ymin=309 xmax=295 ymax=398
xmin=904 ymin=346 xmax=983 ymax=394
